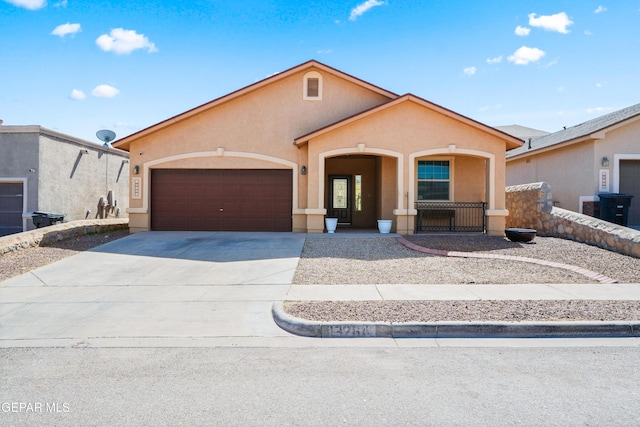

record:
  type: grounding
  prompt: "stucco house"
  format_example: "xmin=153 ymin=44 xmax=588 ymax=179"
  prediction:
xmin=113 ymin=60 xmax=522 ymax=235
xmin=0 ymin=125 xmax=129 ymax=236
xmin=506 ymin=103 xmax=640 ymax=228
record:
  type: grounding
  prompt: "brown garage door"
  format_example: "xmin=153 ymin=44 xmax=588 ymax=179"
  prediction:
xmin=151 ymin=169 xmax=292 ymax=231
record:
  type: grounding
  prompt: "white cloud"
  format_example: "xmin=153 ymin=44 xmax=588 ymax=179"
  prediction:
xmin=96 ymin=28 xmax=158 ymax=54
xmin=507 ymin=46 xmax=545 ymax=65
xmin=515 ymin=26 xmax=530 ymax=36
xmin=51 ymin=23 xmax=81 ymax=38
xmin=463 ymin=66 xmax=476 ymax=76
xmin=4 ymin=0 xmax=46 ymax=9
xmin=528 ymin=12 xmax=573 ymax=34
xmin=584 ymin=30 xmax=593 ymax=36
xmin=480 ymin=104 xmax=502 ymax=112
xmin=486 ymin=56 xmax=503 ymax=64
xmin=92 ymin=84 xmax=120 ymax=98
xmin=70 ymin=89 xmax=86 ymax=100
xmin=53 ymin=0 xmax=67 ymax=6
xmin=586 ymin=106 xmax=611 ymax=114
xmin=349 ymin=0 xmax=385 ymax=21
xmin=595 ymin=6 xmax=607 ymax=14
xmin=317 ymin=49 xmax=333 ymax=54
xmin=596 ymin=83 xmax=603 ymax=88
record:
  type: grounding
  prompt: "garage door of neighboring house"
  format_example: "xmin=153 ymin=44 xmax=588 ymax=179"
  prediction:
xmin=151 ymin=169 xmax=293 ymax=231
xmin=619 ymin=160 xmax=640 ymax=227
xmin=0 ymin=182 xmax=24 ymax=236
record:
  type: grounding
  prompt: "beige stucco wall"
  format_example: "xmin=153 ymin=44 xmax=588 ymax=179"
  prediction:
xmin=305 ymin=100 xmax=509 ymax=234
xmin=126 ymin=67 xmax=392 ymax=231
xmin=507 ymin=142 xmax=595 ymax=212
xmin=122 ymin=65 xmax=515 ymax=234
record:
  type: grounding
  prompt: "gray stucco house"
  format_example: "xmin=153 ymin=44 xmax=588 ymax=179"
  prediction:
xmin=0 ymin=125 xmax=129 ymax=236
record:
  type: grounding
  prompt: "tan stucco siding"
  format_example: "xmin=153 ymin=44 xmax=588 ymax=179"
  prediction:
xmin=507 ymin=142 xmax=595 ymax=211
xmin=126 ymin=67 xmax=393 ymax=225
xmin=453 ymin=156 xmax=486 ymax=201
xmin=306 ymin=101 xmax=506 ymax=210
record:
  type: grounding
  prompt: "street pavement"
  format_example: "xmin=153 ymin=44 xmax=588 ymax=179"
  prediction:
xmin=1 ymin=231 xmax=639 ymax=347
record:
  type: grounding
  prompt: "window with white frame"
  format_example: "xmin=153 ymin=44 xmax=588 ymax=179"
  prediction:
xmin=417 ymin=160 xmax=451 ymax=200
xmin=303 ymin=71 xmax=322 ymax=100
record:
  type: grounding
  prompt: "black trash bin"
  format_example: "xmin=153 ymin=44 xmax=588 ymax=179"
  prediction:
xmin=598 ymin=193 xmax=634 ymax=226
xmin=31 ymin=211 xmax=65 ymax=228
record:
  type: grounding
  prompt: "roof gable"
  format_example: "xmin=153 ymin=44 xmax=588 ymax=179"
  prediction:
xmin=112 ymin=60 xmax=398 ymax=151
xmin=294 ymin=94 xmax=523 ymax=150
xmin=507 ymin=102 xmax=640 ymax=159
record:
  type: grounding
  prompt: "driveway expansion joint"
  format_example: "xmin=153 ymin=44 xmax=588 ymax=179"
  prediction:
xmin=396 ymin=236 xmax=618 ymax=284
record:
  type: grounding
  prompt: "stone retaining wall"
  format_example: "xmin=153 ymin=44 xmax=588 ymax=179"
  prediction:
xmin=506 ymin=182 xmax=640 ymax=258
xmin=0 ymin=219 xmax=129 ymax=255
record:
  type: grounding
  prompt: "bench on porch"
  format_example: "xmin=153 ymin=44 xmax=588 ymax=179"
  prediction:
xmin=415 ymin=201 xmax=486 ymax=233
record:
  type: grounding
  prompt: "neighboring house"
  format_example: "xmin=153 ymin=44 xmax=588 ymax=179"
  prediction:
xmin=506 ymin=103 xmax=640 ymax=228
xmin=113 ymin=60 xmax=522 ymax=235
xmin=0 ymin=125 xmax=129 ymax=236
xmin=495 ymin=125 xmax=550 ymax=141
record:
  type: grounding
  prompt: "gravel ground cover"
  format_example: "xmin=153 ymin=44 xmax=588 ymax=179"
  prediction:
xmin=292 ymin=235 xmax=640 ymax=285
xmin=288 ymin=234 xmax=640 ymax=322
xmin=284 ymin=300 xmax=640 ymax=322
xmin=0 ymin=230 xmax=129 ymax=281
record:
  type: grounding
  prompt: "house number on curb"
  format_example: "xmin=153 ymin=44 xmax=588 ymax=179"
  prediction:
xmin=326 ymin=325 xmax=377 ymax=337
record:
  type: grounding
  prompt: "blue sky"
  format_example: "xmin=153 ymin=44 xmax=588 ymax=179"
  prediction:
xmin=1 ymin=0 xmax=639 ymax=144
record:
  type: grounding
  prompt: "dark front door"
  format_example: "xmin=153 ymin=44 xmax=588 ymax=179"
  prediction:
xmin=328 ymin=175 xmax=352 ymax=224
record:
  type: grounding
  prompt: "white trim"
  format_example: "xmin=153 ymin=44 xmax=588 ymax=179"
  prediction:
xmin=317 ymin=146 xmax=404 ymax=211
xmin=579 ymin=195 xmax=599 ymax=214
xmin=409 ymin=148 xmax=497 ymax=210
xmin=0 ymin=177 xmax=28 ymax=232
xmin=613 ymin=153 xmax=640 ymax=193
xmin=485 ymin=209 xmax=508 ymax=217
xmin=598 ymin=169 xmax=610 ymax=193
xmin=130 ymin=151 xmax=298 ymax=214
xmin=303 ymin=71 xmax=323 ymax=101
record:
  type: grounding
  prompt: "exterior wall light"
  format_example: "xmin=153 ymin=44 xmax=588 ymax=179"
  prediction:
xmin=300 ymin=165 xmax=307 ymax=175
xmin=601 ymin=156 xmax=609 ymax=167
xmin=133 ymin=165 xmax=140 ymax=175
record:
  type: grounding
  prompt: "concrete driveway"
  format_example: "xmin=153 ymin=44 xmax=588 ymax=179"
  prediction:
xmin=0 ymin=232 xmax=307 ymax=347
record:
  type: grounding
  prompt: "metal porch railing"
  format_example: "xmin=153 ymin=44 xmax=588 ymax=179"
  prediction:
xmin=415 ymin=201 xmax=486 ymax=232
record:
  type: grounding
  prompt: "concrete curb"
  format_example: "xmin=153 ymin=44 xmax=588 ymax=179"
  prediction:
xmin=272 ymin=302 xmax=640 ymax=338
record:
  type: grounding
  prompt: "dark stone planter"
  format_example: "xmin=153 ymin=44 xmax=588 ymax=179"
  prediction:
xmin=505 ymin=228 xmax=537 ymax=242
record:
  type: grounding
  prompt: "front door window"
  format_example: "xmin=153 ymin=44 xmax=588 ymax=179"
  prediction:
xmin=328 ymin=175 xmax=352 ymax=224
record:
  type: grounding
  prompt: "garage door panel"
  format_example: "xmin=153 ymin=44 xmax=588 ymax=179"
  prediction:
xmin=0 ymin=183 xmax=24 ymax=236
xmin=151 ymin=169 xmax=292 ymax=231
xmin=619 ymin=160 xmax=640 ymax=226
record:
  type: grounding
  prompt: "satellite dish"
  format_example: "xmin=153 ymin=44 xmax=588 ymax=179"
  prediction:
xmin=96 ymin=129 xmax=116 ymax=146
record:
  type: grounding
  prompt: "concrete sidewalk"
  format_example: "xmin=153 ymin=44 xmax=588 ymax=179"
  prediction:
xmin=1 ymin=231 xmax=639 ymax=346
xmin=276 ymin=283 xmax=640 ymax=339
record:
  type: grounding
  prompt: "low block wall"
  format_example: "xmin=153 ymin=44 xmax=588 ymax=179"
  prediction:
xmin=0 ymin=219 xmax=129 ymax=255
xmin=506 ymin=182 xmax=640 ymax=258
